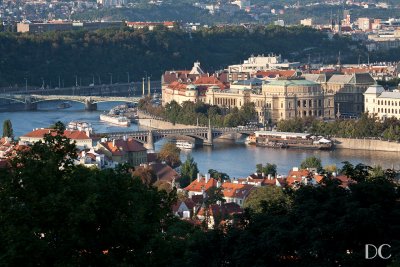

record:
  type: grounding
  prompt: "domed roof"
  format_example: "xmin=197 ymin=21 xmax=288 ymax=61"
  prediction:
xmin=186 ymin=84 xmax=197 ymax=90
xmin=364 ymin=84 xmax=385 ymax=95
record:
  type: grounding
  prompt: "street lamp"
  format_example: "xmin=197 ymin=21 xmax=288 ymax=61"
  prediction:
xmin=109 ymin=73 xmax=113 ymax=85
xmin=24 ymin=77 xmax=27 ymax=92
xmin=126 ymin=72 xmax=130 ymax=84
xmin=75 ymin=75 xmax=78 ymax=87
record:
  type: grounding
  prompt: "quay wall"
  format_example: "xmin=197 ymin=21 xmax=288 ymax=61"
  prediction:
xmin=137 ymin=111 xmax=199 ymax=130
xmin=334 ymin=138 xmax=400 ymax=152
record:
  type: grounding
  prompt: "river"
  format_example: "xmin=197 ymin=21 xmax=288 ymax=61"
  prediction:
xmin=1 ymin=101 xmax=399 ymax=177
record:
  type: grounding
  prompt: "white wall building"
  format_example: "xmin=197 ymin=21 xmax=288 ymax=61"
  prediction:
xmin=364 ymin=84 xmax=400 ymax=120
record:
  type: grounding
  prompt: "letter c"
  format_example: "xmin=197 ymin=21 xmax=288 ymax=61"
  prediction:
xmin=378 ymin=244 xmax=391 ymax=259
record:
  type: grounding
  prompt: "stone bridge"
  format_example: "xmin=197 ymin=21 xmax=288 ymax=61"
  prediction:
xmin=0 ymin=94 xmax=144 ymax=110
xmin=100 ymin=126 xmax=258 ymax=150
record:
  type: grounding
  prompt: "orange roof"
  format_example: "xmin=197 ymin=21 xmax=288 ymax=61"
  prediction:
xmin=184 ymin=177 xmax=218 ymax=192
xmin=288 ymin=169 xmax=310 ymax=178
xmin=100 ymin=138 xmax=146 ymax=156
xmin=22 ymin=129 xmax=90 ymax=140
xmin=193 ymin=76 xmax=227 ymax=89
xmin=221 ymin=182 xmax=254 ymax=198
xmin=255 ymin=70 xmax=296 ymax=78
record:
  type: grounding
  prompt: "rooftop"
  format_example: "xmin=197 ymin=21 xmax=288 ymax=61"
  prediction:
xmin=264 ymin=79 xmax=319 ymax=87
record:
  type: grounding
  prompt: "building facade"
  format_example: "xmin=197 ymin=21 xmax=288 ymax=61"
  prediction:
xmin=96 ymin=138 xmax=147 ymax=166
xmin=162 ymin=77 xmax=335 ymax=123
xmin=364 ymin=84 xmax=400 ymax=120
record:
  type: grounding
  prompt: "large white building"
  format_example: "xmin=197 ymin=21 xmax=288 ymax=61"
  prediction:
xmin=364 ymin=84 xmax=400 ymax=120
xmin=227 ymin=54 xmax=300 ymax=73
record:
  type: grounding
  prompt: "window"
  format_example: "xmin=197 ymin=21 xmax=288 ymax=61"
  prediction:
xmin=303 ymin=111 xmax=307 ymax=116
xmin=297 ymin=100 xmax=301 ymax=107
xmin=281 ymin=102 xmax=283 ymax=108
xmin=309 ymin=100 xmax=312 ymax=107
xmin=303 ymin=100 xmax=307 ymax=107
xmin=318 ymin=99 xmax=322 ymax=107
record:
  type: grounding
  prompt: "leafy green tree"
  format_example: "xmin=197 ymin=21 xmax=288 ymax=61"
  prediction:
xmin=300 ymin=156 xmax=322 ymax=171
xmin=256 ymin=163 xmax=277 ymax=176
xmin=180 ymin=154 xmax=199 ymax=188
xmin=208 ymin=169 xmax=230 ymax=181
xmin=243 ymin=186 xmax=292 ymax=214
xmin=0 ymin=131 xmax=189 ymax=266
xmin=2 ymin=119 xmax=13 ymax=138
xmin=49 ymin=121 xmax=66 ymax=133
xmin=158 ymin=142 xmax=181 ymax=167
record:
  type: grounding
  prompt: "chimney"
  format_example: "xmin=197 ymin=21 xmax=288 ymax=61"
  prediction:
xmin=293 ymin=167 xmax=299 ymax=171
xmin=112 ymin=140 xmax=115 ymax=147
xmin=332 ymin=172 xmax=337 ymax=177
xmin=217 ymin=179 xmax=222 ymax=188
xmin=262 ymin=172 xmax=265 ymax=177
xmin=197 ymin=173 xmax=201 ymax=182
xmin=205 ymin=173 xmax=210 ymax=183
xmin=268 ymin=174 xmax=271 ymax=180
xmin=123 ymin=135 xmax=127 ymax=141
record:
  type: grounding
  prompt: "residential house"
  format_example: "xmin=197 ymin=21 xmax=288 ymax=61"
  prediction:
xmin=221 ymin=182 xmax=254 ymax=207
xmin=97 ymin=138 xmax=147 ymax=166
xmin=184 ymin=173 xmax=218 ymax=198
xmin=20 ymin=128 xmax=93 ymax=148
xmin=196 ymin=202 xmax=243 ymax=229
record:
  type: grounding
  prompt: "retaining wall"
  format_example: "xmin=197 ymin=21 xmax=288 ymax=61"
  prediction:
xmin=334 ymin=138 xmax=400 ymax=152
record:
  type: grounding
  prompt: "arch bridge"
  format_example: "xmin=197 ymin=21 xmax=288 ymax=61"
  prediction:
xmin=100 ymin=127 xmax=258 ymax=150
xmin=0 ymin=94 xmax=144 ymax=110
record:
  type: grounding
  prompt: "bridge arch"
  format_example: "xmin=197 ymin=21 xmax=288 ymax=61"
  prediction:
xmin=0 ymin=96 xmax=28 ymax=104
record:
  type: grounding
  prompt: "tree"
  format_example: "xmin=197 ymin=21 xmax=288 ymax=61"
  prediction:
xmin=132 ymin=165 xmax=157 ymax=185
xmin=300 ymin=156 xmax=322 ymax=171
xmin=180 ymin=154 xmax=199 ymax=188
xmin=255 ymin=163 xmax=277 ymax=176
xmin=49 ymin=121 xmax=66 ymax=133
xmin=2 ymin=119 xmax=13 ymax=138
xmin=0 ymin=131 xmax=189 ymax=266
xmin=208 ymin=169 xmax=230 ymax=181
xmin=243 ymin=186 xmax=291 ymax=214
xmin=158 ymin=142 xmax=181 ymax=167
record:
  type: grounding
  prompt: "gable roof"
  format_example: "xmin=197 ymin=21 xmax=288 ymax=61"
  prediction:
xmin=221 ymin=182 xmax=254 ymax=199
xmin=100 ymin=138 xmax=146 ymax=156
xmin=21 ymin=129 xmax=91 ymax=140
xmin=184 ymin=177 xmax=218 ymax=192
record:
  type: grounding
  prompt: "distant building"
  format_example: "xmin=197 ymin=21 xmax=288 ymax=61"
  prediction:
xmin=17 ymin=21 xmax=123 ymax=33
xmin=20 ymin=129 xmax=93 ymax=148
xmin=364 ymin=84 xmax=400 ymax=120
xmin=126 ymin=21 xmax=175 ymax=30
xmin=325 ymin=73 xmax=376 ymax=116
xmin=96 ymin=138 xmax=147 ymax=166
xmin=221 ymin=182 xmax=254 ymax=207
xmin=184 ymin=173 xmax=218 ymax=198
xmin=300 ymin=18 xmax=313 ymax=26
xmin=357 ymin=17 xmax=371 ymax=31
xmin=97 ymin=0 xmax=127 ymax=7
xmin=227 ymin=54 xmax=300 ymax=73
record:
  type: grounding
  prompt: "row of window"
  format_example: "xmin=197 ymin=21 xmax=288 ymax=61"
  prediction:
xmin=376 ymin=108 xmax=400 ymax=114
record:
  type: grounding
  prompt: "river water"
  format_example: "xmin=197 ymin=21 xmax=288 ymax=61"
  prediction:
xmin=1 ymin=101 xmax=399 ymax=177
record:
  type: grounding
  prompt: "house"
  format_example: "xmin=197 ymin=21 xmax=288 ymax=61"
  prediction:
xmin=96 ymin=138 xmax=147 ymax=166
xmin=221 ymin=182 xmax=254 ymax=207
xmin=0 ymin=137 xmax=14 ymax=159
xmin=235 ymin=173 xmax=286 ymax=187
xmin=76 ymin=148 xmax=115 ymax=169
xmin=184 ymin=173 xmax=218 ymax=198
xmin=149 ymin=162 xmax=180 ymax=183
xmin=20 ymin=128 xmax=93 ymax=148
xmin=172 ymin=199 xmax=197 ymax=219
xmin=196 ymin=202 xmax=243 ymax=229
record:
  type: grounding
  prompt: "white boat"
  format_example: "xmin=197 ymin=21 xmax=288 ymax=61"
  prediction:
xmin=100 ymin=114 xmax=131 ymax=127
xmin=67 ymin=121 xmax=94 ymax=134
xmin=175 ymin=140 xmax=195 ymax=149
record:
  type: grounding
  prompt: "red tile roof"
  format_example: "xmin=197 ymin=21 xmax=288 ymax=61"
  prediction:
xmin=184 ymin=177 xmax=218 ymax=192
xmin=255 ymin=70 xmax=297 ymax=79
xmin=221 ymin=182 xmax=254 ymax=199
xmin=100 ymin=138 xmax=146 ymax=156
xmin=21 ymin=129 xmax=90 ymax=140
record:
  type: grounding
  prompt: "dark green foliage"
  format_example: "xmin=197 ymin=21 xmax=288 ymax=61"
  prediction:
xmin=0 ymin=132 xmax=193 ymax=266
xmin=208 ymin=169 xmax=230 ymax=181
xmin=179 ymin=154 xmax=199 ymax=188
xmin=277 ymin=113 xmax=400 ymax=141
xmin=300 ymin=156 xmax=322 ymax=171
xmin=256 ymin=163 xmax=277 ymax=176
xmin=0 ymin=26 xmax=364 ymax=88
xmin=2 ymin=119 xmax=13 ymax=138
xmin=140 ymin=98 xmax=258 ymax=127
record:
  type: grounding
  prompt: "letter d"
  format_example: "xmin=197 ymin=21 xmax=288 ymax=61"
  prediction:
xmin=365 ymin=244 xmax=378 ymax=259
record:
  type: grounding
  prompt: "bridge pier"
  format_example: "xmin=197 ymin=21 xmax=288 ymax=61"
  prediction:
xmin=204 ymin=121 xmax=213 ymax=146
xmin=24 ymin=97 xmax=37 ymax=111
xmin=144 ymin=130 xmax=155 ymax=150
xmin=84 ymin=100 xmax=97 ymax=111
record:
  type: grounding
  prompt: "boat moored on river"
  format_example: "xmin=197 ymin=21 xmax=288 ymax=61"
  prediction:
xmin=246 ymin=131 xmax=333 ymax=150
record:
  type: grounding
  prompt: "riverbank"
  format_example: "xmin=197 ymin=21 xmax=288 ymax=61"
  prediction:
xmin=333 ymin=137 xmax=400 ymax=152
